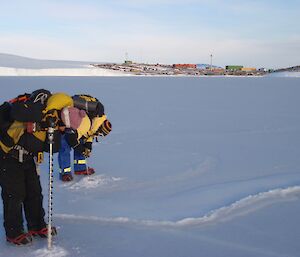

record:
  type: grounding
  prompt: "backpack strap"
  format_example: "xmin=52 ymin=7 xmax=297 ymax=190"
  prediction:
xmin=8 ymin=93 xmax=31 ymax=104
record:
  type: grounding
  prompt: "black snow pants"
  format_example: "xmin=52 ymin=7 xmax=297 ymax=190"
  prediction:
xmin=0 ymin=151 xmax=46 ymax=238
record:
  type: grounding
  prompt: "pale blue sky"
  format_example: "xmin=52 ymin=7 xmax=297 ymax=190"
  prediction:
xmin=0 ymin=0 xmax=299 ymax=68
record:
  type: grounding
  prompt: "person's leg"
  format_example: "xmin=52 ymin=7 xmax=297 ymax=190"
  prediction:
xmin=58 ymin=134 xmax=73 ymax=181
xmin=23 ymin=158 xmax=57 ymax=237
xmin=0 ymin=155 xmax=26 ymax=239
xmin=73 ymin=149 xmax=95 ymax=175
xmin=73 ymin=149 xmax=87 ymax=173
xmin=23 ymin=158 xmax=46 ymax=231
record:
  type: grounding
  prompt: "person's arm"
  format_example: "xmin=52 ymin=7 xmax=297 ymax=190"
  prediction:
xmin=10 ymin=101 xmax=44 ymax=122
xmin=65 ymin=129 xmax=88 ymax=156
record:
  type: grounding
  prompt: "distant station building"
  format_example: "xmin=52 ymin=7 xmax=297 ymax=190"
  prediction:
xmin=212 ymin=68 xmax=225 ymax=72
xmin=124 ymin=60 xmax=133 ymax=65
xmin=258 ymin=68 xmax=267 ymax=72
xmin=241 ymin=67 xmax=256 ymax=72
xmin=173 ymin=64 xmax=197 ymax=69
xmin=225 ymin=65 xmax=243 ymax=71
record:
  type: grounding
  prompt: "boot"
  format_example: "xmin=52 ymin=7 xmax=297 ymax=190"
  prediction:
xmin=6 ymin=233 xmax=32 ymax=246
xmin=74 ymin=167 xmax=95 ymax=175
xmin=60 ymin=173 xmax=73 ymax=182
xmin=28 ymin=226 xmax=57 ymax=238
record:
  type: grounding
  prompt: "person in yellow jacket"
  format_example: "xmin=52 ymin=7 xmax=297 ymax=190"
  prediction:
xmin=58 ymin=105 xmax=111 ymax=181
xmin=0 ymin=90 xmax=73 ymax=245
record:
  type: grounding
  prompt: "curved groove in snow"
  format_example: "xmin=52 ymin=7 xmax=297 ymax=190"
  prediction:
xmin=55 ymin=185 xmax=300 ymax=228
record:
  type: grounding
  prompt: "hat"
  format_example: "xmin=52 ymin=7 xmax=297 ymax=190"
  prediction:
xmin=97 ymin=119 xmax=112 ymax=136
xmin=29 ymin=89 xmax=51 ymax=105
xmin=61 ymin=107 xmax=86 ymax=130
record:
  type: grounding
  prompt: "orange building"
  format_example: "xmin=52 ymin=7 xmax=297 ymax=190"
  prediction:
xmin=241 ymin=67 xmax=257 ymax=72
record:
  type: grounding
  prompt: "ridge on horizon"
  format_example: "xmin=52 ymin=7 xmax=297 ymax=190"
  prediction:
xmin=0 ymin=53 xmax=96 ymax=69
xmin=0 ymin=53 xmax=298 ymax=71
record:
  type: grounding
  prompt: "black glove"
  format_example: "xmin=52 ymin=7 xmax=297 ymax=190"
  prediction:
xmin=82 ymin=142 xmax=92 ymax=157
xmin=65 ymin=129 xmax=79 ymax=147
xmin=83 ymin=148 xmax=91 ymax=158
xmin=85 ymin=142 xmax=92 ymax=151
xmin=73 ymin=143 xmax=91 ymax=158
xmin=73 ymin=143 xmax=86 ymax=155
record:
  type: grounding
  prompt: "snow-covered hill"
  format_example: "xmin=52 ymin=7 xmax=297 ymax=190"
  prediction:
xmin=0 ymin=67 xmax=130 ymax=76
xmin=267 ymin=71 xmax=300 ymax=77
xmin=0 ymin=53 xmax=129 ymax=76
xmin=0 ymin=76 xmax=300 ymax=257
xmin=0 ymin=53 xmax=92 ymax=69
xmin=0 ymin=54 xmax=219 ymax=77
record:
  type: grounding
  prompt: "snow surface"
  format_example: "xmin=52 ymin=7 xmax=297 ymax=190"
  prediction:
xmin=267 ymin=71 xmax=300 ymax=78
xmin=0 ymin=76 xmax=300 ymax=257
